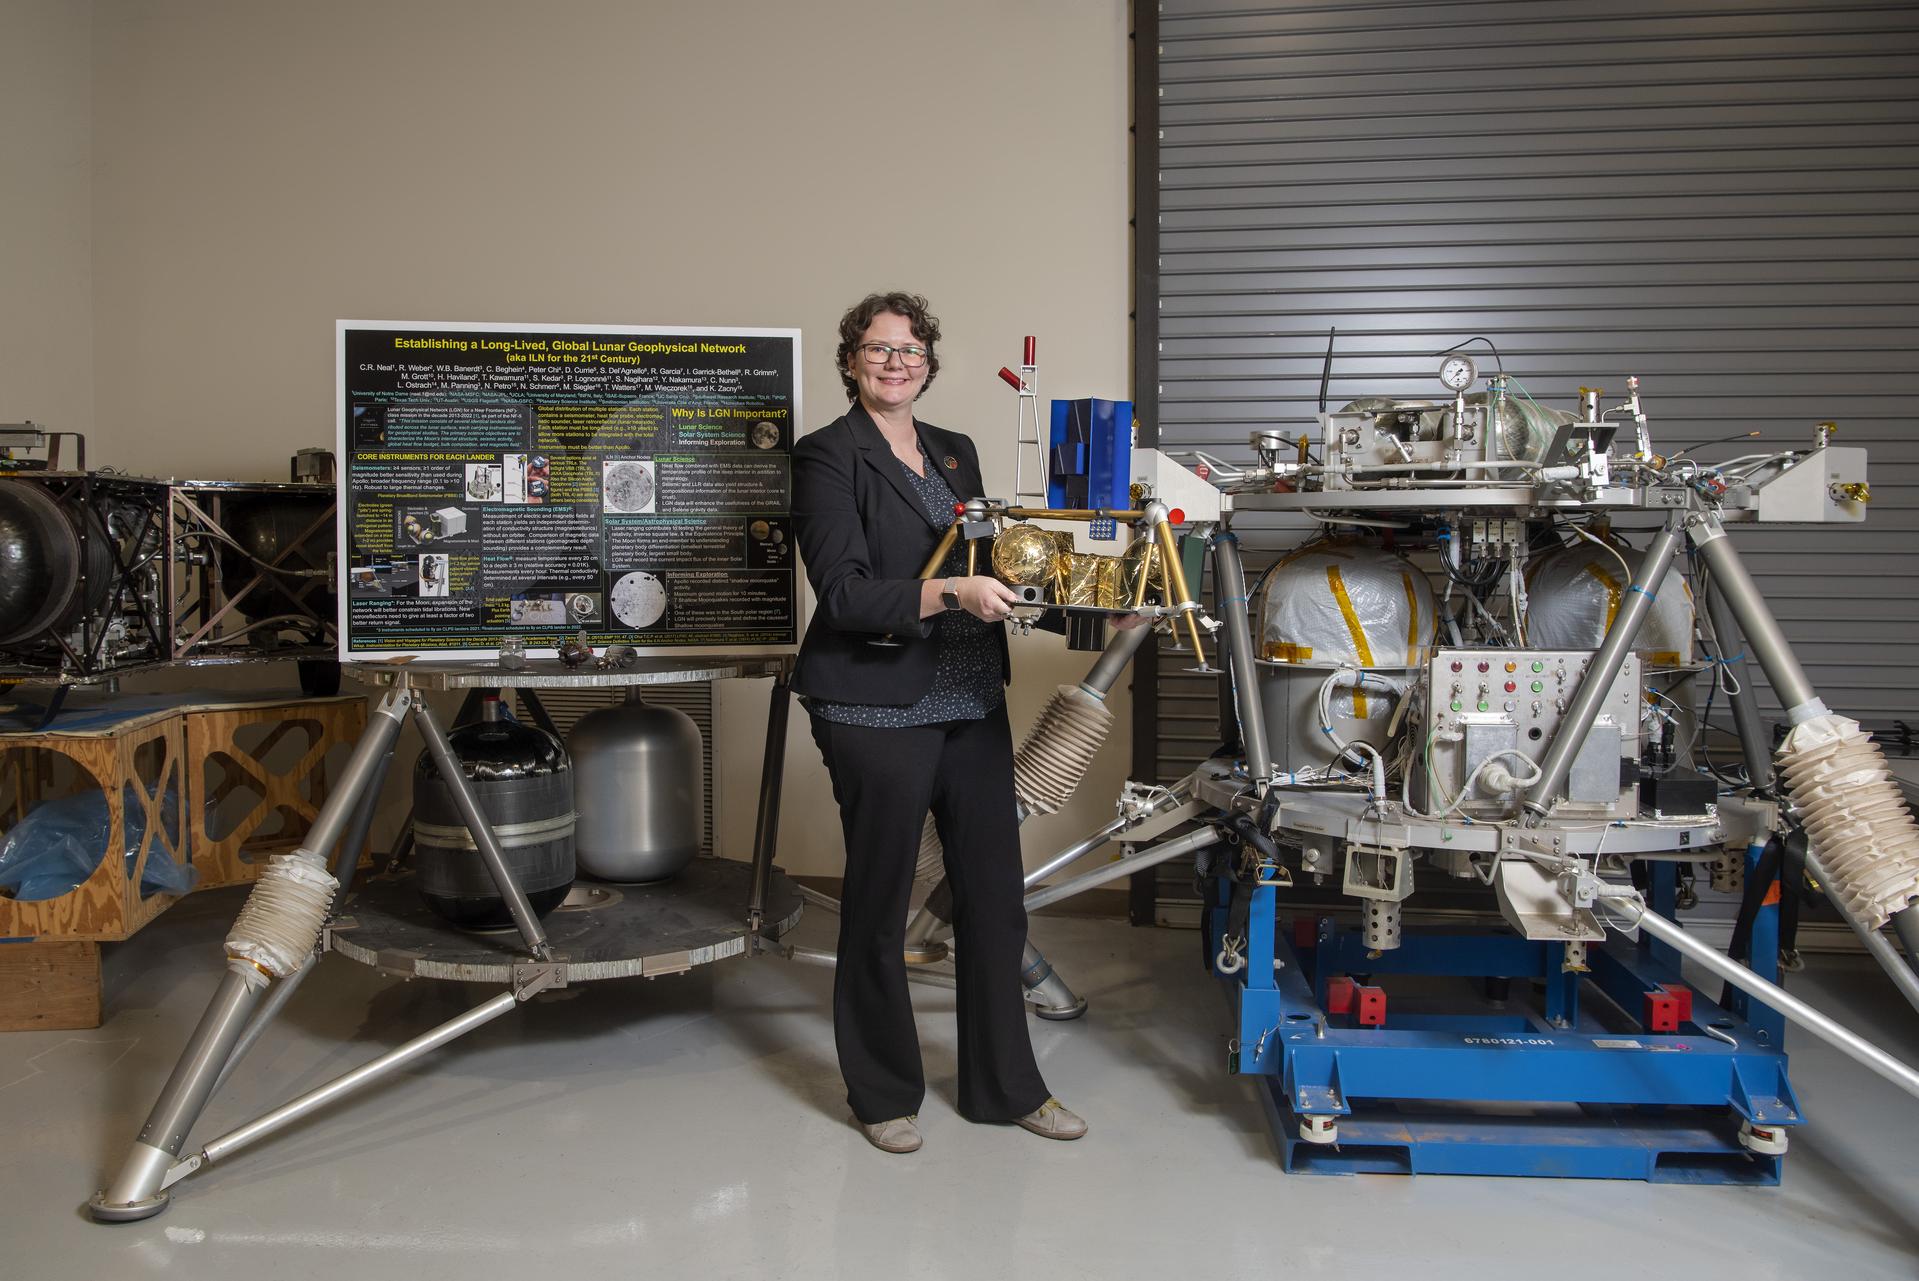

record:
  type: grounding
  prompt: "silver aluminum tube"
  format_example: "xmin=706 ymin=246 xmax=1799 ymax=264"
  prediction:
xmin=210 ymin=954 xmax=317 ymax=1097
xmin=1023 ymin=815 xmax=1133 ymax=889
xmin=793 ymin=883 xmax=842 ymax=914
xmin=96 ymin=969 xmax=260 ymax=1212
xmin=412 ymin=699 xmax=550 ymax=958
xmin=786 ymin=944 xmax=957 ymax=989
xmin=303 ymin=688 xmax=411 ymax=862
xmin=1019 ymin=940 xmax=1083 ymax=1017
xmin=1524 ymin=518 xmax=1684 ymax=817
xmin=1688 ymin=512 xmax=1821 ymax=719
xmin=1601 ymin=890 xmax=1919 ymax=1101
xmin=1078 ymin=614 xmax=1155 ymax=699
xmin=194 ymin=991 xmax=521 ymax=1169
xmin=1024 ymin=827 xmax=1222 ymax=913
xmin=1701 ymin=572 xmax=1776 ymax=791
xmin=1898 ymin=911 xmax=1919 ymax=967
xmin=1805 ymin=849 xmax=1919 ymax=1018
xmin=1210 ymin=534 xmax=1272 ymax=781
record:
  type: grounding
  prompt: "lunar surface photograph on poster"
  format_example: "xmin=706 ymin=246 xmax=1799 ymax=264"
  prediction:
xmin=336 ymin=321 xmax=801 ymax=658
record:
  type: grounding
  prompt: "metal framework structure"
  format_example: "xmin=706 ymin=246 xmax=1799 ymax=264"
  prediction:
xmin=0 ymin=430 xmax=337 ymax=701
xmin=87 ymin=656 xmax=798 ymax=1222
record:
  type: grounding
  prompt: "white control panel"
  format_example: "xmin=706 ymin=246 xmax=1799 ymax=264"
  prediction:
xmin=1418 ymin=648 xmax=1641 ymax=819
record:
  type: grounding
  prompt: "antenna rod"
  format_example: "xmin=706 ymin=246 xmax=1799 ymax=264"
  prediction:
xmin=1317 ymin=326 xmax=1336 ymax=413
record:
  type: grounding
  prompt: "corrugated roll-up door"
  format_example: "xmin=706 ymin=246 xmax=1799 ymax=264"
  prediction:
xmin=1137 ymin=0 xmax=1919 ymax=925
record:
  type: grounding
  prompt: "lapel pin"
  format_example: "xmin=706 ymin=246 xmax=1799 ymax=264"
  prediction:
xmin=943 ymin=455 xmax=959 ymax=470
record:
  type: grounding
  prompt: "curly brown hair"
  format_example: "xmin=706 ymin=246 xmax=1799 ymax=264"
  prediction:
xmin=836 ymin=291 xmax=941 ymax=402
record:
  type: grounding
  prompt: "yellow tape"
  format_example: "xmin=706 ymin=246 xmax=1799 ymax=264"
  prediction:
xmin=1584 ymin=562 xmax=1621 ymax=631
xmin=1401 ymin=571 xmax=1420 ymax=664
xmin=1327 ymin=565 xmax=1374 ymax=716
xmin=1263 ymin=642 xmax=1314 ymax=662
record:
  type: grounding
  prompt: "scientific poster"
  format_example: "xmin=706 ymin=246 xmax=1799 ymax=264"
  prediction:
xmin=336 ymin=321 xmax=800 ymax=658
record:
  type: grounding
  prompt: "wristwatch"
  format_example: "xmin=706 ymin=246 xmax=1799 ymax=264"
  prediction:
xmin=940 ymin=577 xmax=961 ymax=611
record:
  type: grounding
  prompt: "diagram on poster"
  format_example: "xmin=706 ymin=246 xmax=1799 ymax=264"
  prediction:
xmin=337 ymin=321 xmax=800 ymax=657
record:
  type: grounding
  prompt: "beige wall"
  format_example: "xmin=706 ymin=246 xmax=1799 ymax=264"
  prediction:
xmin=1 ymin=1 xmax=93 ymax=446
xmin=15 ymin=0 xmax=1136 ymax=878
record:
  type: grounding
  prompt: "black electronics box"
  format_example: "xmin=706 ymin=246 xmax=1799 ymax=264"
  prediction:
xmin=1639 ymin=776 xmax=1718 ymax=816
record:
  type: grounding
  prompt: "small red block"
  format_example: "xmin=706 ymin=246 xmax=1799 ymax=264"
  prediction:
xmin=1325 ymin=976 xmax=1356 ymax=1015
xmin=1659 ymin=983 xmax=1693 ymax=1023
xmin=1355 ymin=985 xmax=1387 ymax=1027
xmin=1644 ymin=989 xmax=1682 ymax=1033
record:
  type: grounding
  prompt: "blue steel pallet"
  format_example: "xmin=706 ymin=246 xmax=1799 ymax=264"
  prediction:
xmin=1256 ymin=1087 xmax=1783 ymax=1183
xmin=1212 ymin=857 xmax=1799 ymax=1183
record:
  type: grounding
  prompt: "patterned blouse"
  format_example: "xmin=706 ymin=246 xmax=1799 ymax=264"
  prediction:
xmin=803 ymin=438 xmax=1004 ymax=728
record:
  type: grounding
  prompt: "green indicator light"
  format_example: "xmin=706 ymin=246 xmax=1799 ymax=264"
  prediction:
xmin=1531 ymin=681 xmax=1543 ymax=693
xmin=1477 ymin=700 xmax=1490 ymax=712
xmin=1532 ymin=661 xmax=1544 ymax=672
xmin=1450 ymin=700 xmax=1462 ymax=712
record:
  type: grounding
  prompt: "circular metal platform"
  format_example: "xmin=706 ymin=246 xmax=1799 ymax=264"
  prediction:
xmin=327 ymin=858 xmax=803 ymax=983
xmin=346 ymin=656 xmax=790 ymax=691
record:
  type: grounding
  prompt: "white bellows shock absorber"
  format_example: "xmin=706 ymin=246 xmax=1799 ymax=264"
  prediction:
xmin=225 ymin=851 xmax=339 ymax=984
xmin=913 ymin=685 xmax=1115 ymax=883
xmin=1777 ymin=713 xmax=1919 ymax=931
xmin=1013 ymin=684 xmax=1116 ymax=816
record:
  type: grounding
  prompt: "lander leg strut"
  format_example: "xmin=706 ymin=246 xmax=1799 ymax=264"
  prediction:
xmin=91 ymin=688 xmax=414 ymax=1221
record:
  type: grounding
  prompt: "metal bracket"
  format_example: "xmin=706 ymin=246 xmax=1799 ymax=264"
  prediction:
xmin=1493 ymin=860 xmax=1604 ymax=942
xmin=1341 ymin=843 xmax=1411 ymax=901
xmin=1500 ymin=825 xmax=1570 ymax=862
xmin=321 ymin=916 xmax=357 ymax=952
xmin=512 ymin=959 xmax=569 ymax=1001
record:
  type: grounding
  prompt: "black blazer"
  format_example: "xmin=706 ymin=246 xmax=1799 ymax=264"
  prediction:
xmin=790 ymin=403 xmax=1011 ymax=705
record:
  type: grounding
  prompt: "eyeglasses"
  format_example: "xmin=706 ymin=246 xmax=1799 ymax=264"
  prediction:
xmin=857 ymin=342 xmax=929 ymax=368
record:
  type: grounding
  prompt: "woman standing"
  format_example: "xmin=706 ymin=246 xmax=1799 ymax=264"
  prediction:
xmin=790 ymin=291 xmax=1086 ymax=1154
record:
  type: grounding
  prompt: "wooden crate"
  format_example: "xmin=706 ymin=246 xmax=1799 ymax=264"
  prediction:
xmin=0 ymin=941 xmax=103 ymax=1032
xmin=184 ymin=696 xmax=368 ymax=889
xmin=0 ymin=692 xmax=371 ymax=1029
xmin=0 ymin=709 xmax=186 ymax=943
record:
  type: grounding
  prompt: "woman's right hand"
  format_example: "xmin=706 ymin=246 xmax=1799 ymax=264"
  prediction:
xmin=954 ymin=575 xmax=1022 ymax=623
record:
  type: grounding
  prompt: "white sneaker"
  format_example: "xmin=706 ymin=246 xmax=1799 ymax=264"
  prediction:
xmin=1013 ymin=1097 xmax=1087 ymax=1141
xmin=859 ymin=1115 xmax=923 ymax=1154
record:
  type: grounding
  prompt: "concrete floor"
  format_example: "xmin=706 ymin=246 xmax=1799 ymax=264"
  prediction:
xmin=6 ymin=883 xmax=1918 ymax=1281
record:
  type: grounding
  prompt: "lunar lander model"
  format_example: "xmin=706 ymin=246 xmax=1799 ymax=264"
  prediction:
xmin=890 ymin=339 xmax=1919 ymax=1178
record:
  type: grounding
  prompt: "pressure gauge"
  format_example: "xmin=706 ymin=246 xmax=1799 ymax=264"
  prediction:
xmin=1439 ymin=355 xmax=1478 ymax=393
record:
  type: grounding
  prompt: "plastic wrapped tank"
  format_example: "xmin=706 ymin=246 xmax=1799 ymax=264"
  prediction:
xmin=413 ymin=696 xmax=575 ymax=929
xmin=1258 ymin=543 xmax=1435 ymax=770
xmin=1525 ymin=537 xmax=1695 ymax=664
xmin=569 ymin=689 xmax=703 ymax=883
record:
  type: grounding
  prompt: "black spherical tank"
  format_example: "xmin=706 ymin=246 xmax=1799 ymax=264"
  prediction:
xmin=0 ymin=478 xmax=110 ymax=650
xmin=214 ymin=493 xmax=337 ymax=623
xmin=413 ymin=696 xmax=576 ymax=930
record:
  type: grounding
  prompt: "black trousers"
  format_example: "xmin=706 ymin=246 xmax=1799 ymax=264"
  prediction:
xmin=809 ymin=705 xmax=1049 ymax=1125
